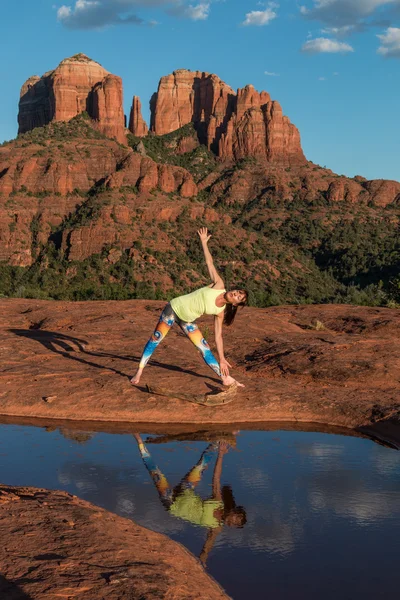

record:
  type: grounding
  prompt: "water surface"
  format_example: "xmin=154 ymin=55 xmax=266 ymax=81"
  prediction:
xmin=1 ymin=423 xmax=399 ymax=599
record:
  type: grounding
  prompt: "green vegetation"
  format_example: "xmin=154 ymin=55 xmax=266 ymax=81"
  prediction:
xmin=1 ymin=197 xmax=399 ymax=306
xmin=1 ymin=119 xmax=399 ymax=308
xmin=127 ymin=124 xmax=217 ymax=182
xmin=1 ymin=113 xmax=106 ymax=148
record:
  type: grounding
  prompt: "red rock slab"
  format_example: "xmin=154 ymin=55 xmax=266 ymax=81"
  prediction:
xmin=0 ymin=299 xmax=399 ymax=444
xmin=0 ymin=484 xmax=229 ymax=600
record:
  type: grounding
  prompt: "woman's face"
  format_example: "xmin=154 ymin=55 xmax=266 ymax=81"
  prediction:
xmin=225 ymin=290 xmax=247 ymax=306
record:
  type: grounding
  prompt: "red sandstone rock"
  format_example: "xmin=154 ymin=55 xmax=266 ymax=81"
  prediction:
xmin=326 ymin=178 xmax=364 ymax=203
xmin=176 ymin=136 xmax=200 ymax=153
xmin=18 ymin=54 xmax=125 ymax=144
xmin=263 ymin=101 xmax=304 ymax=164
xmin=236 ymin=85 xmax=270 ymax=120
xmin=0 ymin=139 xmax=129 ymax=265
xmin=92 ymin=74 xmax=126 ymax=143
xmin=2 ymin=102 xmax=400 ymax=269
xmin=363 ymin=179 xmax=400 ymax=207
xmin=128 ymin=96 xmax=149 ymax=137
xmin=0 ymin=140 xmax=128 ymax=197
xmin=0 ymin=484 xmax=229 ymax=600
xmin=150 ymin=70 xmax=235 ymax=139
xmin=150 ymin=70 xmax=305 ymax=164
xmin=233 ymin=108 xmax=268 ymax=160
xmin=0 ymin=300 xmax=399 ymax=443
xmin=105 ymin=151 xmax=198 ymax=197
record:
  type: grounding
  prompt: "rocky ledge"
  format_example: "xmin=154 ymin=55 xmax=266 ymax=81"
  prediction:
xmin=0 ymin=299 xmax=399 ymax=446
xmin=0 ymin=484 xmax=228 ymax=599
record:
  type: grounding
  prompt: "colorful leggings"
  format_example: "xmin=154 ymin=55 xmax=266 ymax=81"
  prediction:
xmin=138 ymin=303 xmax=222 ymax=377
xmin=136 ymin=438 xmax=218 ymax=508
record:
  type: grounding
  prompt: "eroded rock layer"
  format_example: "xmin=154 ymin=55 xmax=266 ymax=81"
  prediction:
xmin=150 ymin=71 xmax=305 ymax=164
xmin=18 ymin=54 xmax=126 ymax=143
xmin=0 ymin=300 xmax=399 ymax=443
xmin=0 ymin=484 xmax=229 ymax=600
xmin=129 ymin=96 xmax=149 ymax=137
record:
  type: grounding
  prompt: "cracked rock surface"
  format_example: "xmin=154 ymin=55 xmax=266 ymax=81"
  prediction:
xmin=0 ymin=299 xmax=399 ymax=443
xmin=0 ymin=484 xmax=229 ymax=599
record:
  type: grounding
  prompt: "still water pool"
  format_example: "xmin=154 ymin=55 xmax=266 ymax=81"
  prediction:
xmin=0 ymin=423 xmax=399 ymax=599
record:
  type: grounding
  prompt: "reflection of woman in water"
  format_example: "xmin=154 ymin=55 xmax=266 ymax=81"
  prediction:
xmin=133 ymin=434 xmax=246 ymax=566
xmin=131 ymin=227 xmax=248 ymax=388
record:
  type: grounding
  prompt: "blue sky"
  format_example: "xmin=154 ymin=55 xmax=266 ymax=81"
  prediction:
xmin=1 ymin=0 xmax=399 ymax=181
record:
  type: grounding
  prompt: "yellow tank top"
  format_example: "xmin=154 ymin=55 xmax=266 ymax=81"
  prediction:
xmin=169 ymin=489 xmax=223 ymax=528
xmin=170 ymin=286 xmax=226 ymax=323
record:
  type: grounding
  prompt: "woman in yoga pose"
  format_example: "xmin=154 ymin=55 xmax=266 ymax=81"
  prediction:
xmin=130 ymin=227 xmax=248 ymax=387
xmin=133 ymin=433 xmax=247 ymax=566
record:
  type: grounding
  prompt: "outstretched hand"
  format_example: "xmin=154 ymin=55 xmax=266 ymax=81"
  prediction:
xmin=219 ymin=358 xmax=232 ymax=377
xmin=218 ymin=440 xmax=230 ymax=455
xmin=197 ymin=227 xmax=211 ymax=243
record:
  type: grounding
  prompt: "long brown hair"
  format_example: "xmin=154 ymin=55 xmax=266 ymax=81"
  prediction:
xmin=223 ymin=289 xmax=248 ymax=327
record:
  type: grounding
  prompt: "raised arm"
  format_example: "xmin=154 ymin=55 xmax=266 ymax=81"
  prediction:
xmin=197 ymin=228 xmax=224 ymax=289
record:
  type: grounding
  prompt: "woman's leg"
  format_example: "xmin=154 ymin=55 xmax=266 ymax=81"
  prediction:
xmin=133 ymin=434 xmax=173 ymax=509
xmin=179 ymin=321 xmax=222 ymax=377
xmin=177 ymin=443 xmax=218 ymax=492
xmin=130 ymin=304 xmax=175 ymax=385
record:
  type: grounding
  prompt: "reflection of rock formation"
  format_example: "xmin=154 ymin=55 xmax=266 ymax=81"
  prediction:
xmin=58 ymin=429 xmax=93 ymax=445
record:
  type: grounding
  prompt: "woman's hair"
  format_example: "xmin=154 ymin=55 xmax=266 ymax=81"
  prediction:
xmin=223 ymin=289 xmax=248 ymax=327
xmin=221 ymin=485 xmax=247 ymax=527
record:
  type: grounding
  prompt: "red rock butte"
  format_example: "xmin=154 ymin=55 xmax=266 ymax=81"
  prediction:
xmin=18 ymin=56 xmax=306 ymax=164
xmin=147 ymin=69 xmax=306 ymax=164
xmin=18 ymin=54 xmax=126 ymax=144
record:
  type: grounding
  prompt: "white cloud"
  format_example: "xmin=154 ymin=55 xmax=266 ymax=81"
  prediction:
xmin=57 ymin=0 xmax=211 ymax=29
xmin=242 ymin=4 xmax=278 ymax=26
xmin=57 ymin=5 xmax=72 ymax=19
xmin=377 ymin=26 xmax=400 ymax=56
xmin=181 ymin=2 xmax=210 ymax=20
xmin=318 ymin=76 xmax=326 ymax=80
xmin=301 ymin=36 xmax=354 ymax=53
xmin=321 ymin=24 xmax=357 ymax=36
xmin=299 ymin=0 xmax=400 ymax=28
xmin=264 ymin=70 xmax=280 ymax=76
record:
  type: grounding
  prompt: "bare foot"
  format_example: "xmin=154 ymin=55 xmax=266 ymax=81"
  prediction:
xmin=130 ymin=369 xmax=143 ymax=385
xmin=222 ymin=375 xmax=245 ymax=388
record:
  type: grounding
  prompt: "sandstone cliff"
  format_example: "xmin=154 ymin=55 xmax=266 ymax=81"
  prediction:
xmin=149 ymin=71 xmax=305 ymax=164
xmin=18 ymin=54 xmax=126 ymax=143
xmin=17 ymin=59 xmax=304 ymax=164
xmin=129 ymin=96 xmax=148 ymax=137
xmin=4 ymin=56 xmax=400 ymax=306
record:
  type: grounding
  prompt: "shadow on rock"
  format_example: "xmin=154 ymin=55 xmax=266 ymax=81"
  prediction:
xmin=0 ymin=575 xmax=32 ymax=599
xmin=9 ymin=329 xmax=221 ymax=384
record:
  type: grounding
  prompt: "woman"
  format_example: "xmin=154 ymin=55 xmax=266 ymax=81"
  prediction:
xmin=131 ymin=227 xmax=248 ymax=387
xmin=133 ymin=433 xmax=247 ymax=566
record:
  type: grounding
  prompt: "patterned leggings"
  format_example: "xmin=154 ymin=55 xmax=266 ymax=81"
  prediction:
xmin=138 ymin=303 xmax=222 ymax=377
xmin=136 ymin=438 xmax=217 ymax=508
